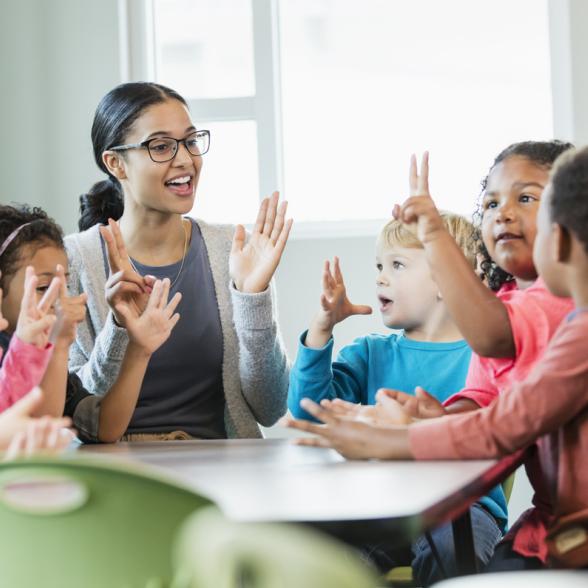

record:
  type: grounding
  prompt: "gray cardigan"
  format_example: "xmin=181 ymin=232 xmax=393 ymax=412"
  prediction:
xmin=65 ymin=220 xmax=290 ymax=441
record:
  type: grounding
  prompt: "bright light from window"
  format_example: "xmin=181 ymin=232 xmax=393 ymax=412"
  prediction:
xmin=279 ymin=0 xmax=553 ymax=222
xmin=154 ymin=0 xmax=255 ymax=99
xmin=189 ymin=120 xmax=260 ymax=225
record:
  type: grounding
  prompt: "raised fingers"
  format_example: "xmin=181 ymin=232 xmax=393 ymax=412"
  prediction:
xmin=99 ymin=223 xmax=123 ymax=273
xmin=262 ymin=191 xmax=279 ymax=237
xmin=164 ymin=292 xmax=182 ymax=319
xmin=37 ymin=276 xmax=62 ymax=314
xmin=419 ymin=151 xmax=430 ymax=194
xmin=253 ymin=197 xmax=269 ymax=234
xmin=269 ymin=199 xmax=287 ymax=244
xmin=108 ymin=219 xmax=132 ymax=269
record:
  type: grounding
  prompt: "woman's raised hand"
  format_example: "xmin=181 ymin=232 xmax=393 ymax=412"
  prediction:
xmin=100 ymin=219 xmax=153 ymax=327
xmin=229 ymin=191 xmax=293 ymax=294
xmin=115 ymin=277 xmax=182 ymax=355
xmin=393 ymin=152 xmax=445 ymax=245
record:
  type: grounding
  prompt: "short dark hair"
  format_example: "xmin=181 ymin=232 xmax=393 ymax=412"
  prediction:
xmin=79 ymin=82 xmax=188 ymax=232
xmin=0 ymin=204 xmax=64 ymax=294
xmin=474 ymin=140 xmax=574 ymax=290
xmin=549 ymin=146 xmax=588 ymax=255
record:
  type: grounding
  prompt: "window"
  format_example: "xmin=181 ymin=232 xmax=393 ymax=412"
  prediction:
xmin=127 ymin=0 xmax=552 ymax=232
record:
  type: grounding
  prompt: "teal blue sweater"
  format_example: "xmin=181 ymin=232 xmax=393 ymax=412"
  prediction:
xmin=288 ymin=331 xmax=508 ymax=532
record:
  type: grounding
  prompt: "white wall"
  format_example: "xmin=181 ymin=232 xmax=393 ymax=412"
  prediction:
xmin=2 ymin=0 xmax=587 ymax=528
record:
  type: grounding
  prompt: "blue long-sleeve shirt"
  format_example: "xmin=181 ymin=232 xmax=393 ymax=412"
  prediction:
xmin=288 ymin=330 xmax=508 ymax=532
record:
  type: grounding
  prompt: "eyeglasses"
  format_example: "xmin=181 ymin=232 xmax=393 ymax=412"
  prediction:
xmin=110 ymin=129 xmax=210 ymax=163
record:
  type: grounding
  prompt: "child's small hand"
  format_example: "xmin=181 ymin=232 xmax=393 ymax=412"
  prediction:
xmin=393 ymin=152 xmax=446 ymax=245
xmin=51 ymin=265 xmax=88 ymax=348
xmin=309 ymin=257 xmax=372 ymax=340
xmin=0 ymin=387 xmax=73 ymax=453
xmin=376 ymin=386 xmax=447 ymax=420
xmin=4 ymin=417 xmax=75 ymax=460
xmin=322 ymin=398 xmax=413 ymax=426
xmin=280 ymin=399 xmax=412 ymax=460
xmin=115 ymin=277 xmax=181 ymax=355
xmin=15 ymin=267 xmax=60 ymax=349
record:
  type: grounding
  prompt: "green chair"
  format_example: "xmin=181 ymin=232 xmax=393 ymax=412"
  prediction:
xmin=0 ymin=456 xmax=214 ymax=588
xmin=384 ymin=472 xmax=518 ymax=586
xmin=172 ymin=506 xmax=378 ymax=588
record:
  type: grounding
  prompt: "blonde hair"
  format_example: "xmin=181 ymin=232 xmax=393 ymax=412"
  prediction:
xmin=380 ymin=211 xmax=478 ymax=269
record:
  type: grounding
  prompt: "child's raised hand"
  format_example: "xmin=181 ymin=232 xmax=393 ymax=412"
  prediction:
xmin=115 ymin=277 xmax=181 ymax=355
xmin=15 ymin=267 xmax=60 ymax=349
xmin=376 ymin=386 xmax=447 ymax=420
xmin=316 ymin=257 xmax=372 ymax=331
xmin=393 ymin=152 xmax=446 ymax=245
xmin=100 ymin=219 xmax=154 ymax=327
xmin=50 ymin=264 xmax=88 ymax=348
xmin=229 ymin=191 xmax=293 ymax=294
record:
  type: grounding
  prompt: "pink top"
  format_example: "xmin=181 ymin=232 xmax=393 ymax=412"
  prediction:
xmin=0 ymin=336 xmax=53 ymax=413
xmin=444 ymin=278 xmax=574 ymax=409
xmin=409 ymin=309 xmax=588 ymax=564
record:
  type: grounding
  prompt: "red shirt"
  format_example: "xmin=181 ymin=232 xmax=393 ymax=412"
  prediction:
xmin=410 ymin=309 xmax=588 ymax=563
xmin=444 ymin=278 xmax=574 ymax=409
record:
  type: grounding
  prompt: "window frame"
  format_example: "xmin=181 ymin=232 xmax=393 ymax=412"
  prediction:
xmin=118 ymin=0 xmax=566 ymax=239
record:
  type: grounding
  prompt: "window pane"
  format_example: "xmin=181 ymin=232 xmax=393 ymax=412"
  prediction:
xmin=188 ymin=120 xmax=260 ymax=225
xmin=154 ymin=0 xmax=255 ymax=99
xmin=280 ymin=0 xmax=552 ymax=222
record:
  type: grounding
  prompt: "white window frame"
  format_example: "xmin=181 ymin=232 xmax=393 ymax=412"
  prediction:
xmin=118 ymin=0 xmax=569 ymax=240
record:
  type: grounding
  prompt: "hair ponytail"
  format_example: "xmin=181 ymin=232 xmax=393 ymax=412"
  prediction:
xmin=79 ymin=82 xmax=188 ymax=231
xmin=78 ymin=177 xmax=123 ymax=231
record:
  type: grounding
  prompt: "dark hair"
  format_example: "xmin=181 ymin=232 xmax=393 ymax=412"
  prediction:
xmin=79 ymin=82 xmax=188 ymax=231
xmin=549 ymin=146 xmax=588 ymax=255
xmin=474 ymin=140 xmax=574 ymax=290
xmin=0 ymin=204 xmax=64 ymax=294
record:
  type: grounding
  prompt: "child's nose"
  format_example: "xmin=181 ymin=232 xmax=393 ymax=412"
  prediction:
xmin=495 ymin=201 xmax=516 ymax=223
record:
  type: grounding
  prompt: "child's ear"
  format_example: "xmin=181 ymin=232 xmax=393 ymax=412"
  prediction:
xmin=102 ymin=151 xmax=127 ymax=181
xmin=553 ymin=223 xmax=572 ymax=263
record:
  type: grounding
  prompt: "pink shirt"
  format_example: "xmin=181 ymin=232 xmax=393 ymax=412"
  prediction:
xmin=409 ymin=309 xmax=588 ymax=564
xmin=444 ymin=278 xmax=574 ymax=409
xmin=0 ymin=336 xmax=53 ymax=413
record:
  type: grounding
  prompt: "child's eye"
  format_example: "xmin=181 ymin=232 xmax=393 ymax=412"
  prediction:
xmin=483 ymin=200 xmax=497 ymax=210
xmin=392 ymin=261 xmax=404 ymax=270
xmin=376 ymin=263 xmax=383 ymax=271
xmin=519 ymin=194 xmax=537 ymax=203
xmin=36 ymin=286 xmax=49 ymax=294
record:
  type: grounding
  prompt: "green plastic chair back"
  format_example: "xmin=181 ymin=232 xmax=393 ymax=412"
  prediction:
xmin=172 ymin=507 xmax=377 ymax=588
xmin=0 ymin=456 xmax=214 ymax=588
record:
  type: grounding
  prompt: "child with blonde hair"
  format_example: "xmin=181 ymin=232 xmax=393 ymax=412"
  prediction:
xmin=288 ymin=211 xmax=505 ymax=583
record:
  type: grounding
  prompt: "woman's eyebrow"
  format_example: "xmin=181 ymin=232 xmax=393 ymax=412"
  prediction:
xmin=145 ymin=126 xmax=196 ymax=140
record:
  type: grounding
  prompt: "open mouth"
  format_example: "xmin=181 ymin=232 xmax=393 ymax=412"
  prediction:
xmin=165 ymin=175 xmax=193 ymax=197
xmin=495 ymin=232 xmax=523 ymax=244
xmin=378 ymin=295 xmax=393 ymax=311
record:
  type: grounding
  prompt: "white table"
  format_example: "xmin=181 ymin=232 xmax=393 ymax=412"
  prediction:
xmin=79 ymin=437 xmax=515 ymax=568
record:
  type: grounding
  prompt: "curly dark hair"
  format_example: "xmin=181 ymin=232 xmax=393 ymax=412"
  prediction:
xmin=549 ymin=146 xmax=588 ymax=255
xmin=473 ymin=140 xmax=574 ymax=291
xmin=0 ymin=204 xmax=64 ymax=294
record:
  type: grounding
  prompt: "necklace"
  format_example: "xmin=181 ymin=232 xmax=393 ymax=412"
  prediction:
xmin=127 ymin=218 xmax=189 ymax=289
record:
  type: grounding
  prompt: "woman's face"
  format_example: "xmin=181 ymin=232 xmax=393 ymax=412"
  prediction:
xmin=112 ymin=99 xmax=203 ymax=215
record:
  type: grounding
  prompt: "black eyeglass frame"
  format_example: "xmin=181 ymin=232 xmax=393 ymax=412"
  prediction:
xmin=109 ymin=129 xmax=210 ymax=162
